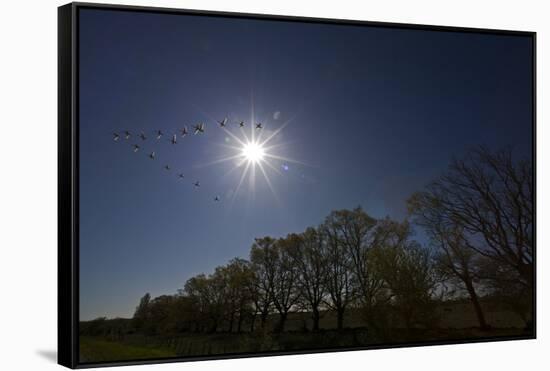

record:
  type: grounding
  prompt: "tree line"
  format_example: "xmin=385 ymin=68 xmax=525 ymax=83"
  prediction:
xmin=125 ymin=147 xmax=533 ymax=338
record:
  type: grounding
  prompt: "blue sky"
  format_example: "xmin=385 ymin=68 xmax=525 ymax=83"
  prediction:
xmin=78 ymin=8 xmax=533 ymax=320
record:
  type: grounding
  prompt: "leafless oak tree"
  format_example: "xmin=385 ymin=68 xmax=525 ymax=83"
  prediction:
xmin=408 ymin=147 xmax=533 ymax=326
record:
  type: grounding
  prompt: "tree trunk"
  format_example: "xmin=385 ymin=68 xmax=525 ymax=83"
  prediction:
xmin=260 ymin=311 xmax=269 ymax=329
xmin=465 ymin=280 xmax=488 ymax=330
xmin=312 ymin=308 xmax=320 ymax=331
xmin=277 ymin=312 xmax=288 ymax=332
xmin=237 ymin=312 xmax=244 ymax=333
xmin=336 ymin=308 xmax=345 ymax=330
xmin=229 ymin=311 xmax=235 ymax=333
xmin=210 ymin=318 xmax=218 ymax=333
xmin=250 ymin=312 xmax=257 ymax=332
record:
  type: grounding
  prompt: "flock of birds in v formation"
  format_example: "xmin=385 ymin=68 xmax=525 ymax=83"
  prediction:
xmin=112 ymin=118 xmax=264 ymax=202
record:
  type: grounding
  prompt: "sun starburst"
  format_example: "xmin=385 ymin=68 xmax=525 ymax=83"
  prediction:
xmin=241 ymin=141 xmax=265 ymax=164
xmin=194 ymin=111 xmax=303 ymax=205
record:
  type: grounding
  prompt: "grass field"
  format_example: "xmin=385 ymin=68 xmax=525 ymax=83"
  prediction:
xmin=79 ymin=336 xmax=176 ymax=363
xmin=80 ymin=326 xmax=528 ymax=364
xmin=78 ymin=303 xmax=530 ymax=363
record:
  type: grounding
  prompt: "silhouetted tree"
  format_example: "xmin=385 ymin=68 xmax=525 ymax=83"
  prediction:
xmin=409 ymin=147 xmax=533 ymax=324
xmin=272 ymin=234 xmax=301 ymax=332
xmin=377 ymin=238 xmax=438 ymax=330
xmin=363 ymin=219 xmax=413 ymax=332
xmin=289 ymin=227 xmax=328 ymax=331
xmin=250 ymin=237 xmax=278 ymax=330
xmin=322 ymin=214 xmax=354 ymax=330
xmin=132 ymin=293 xmax=151 ymax=331
xmin=145 ymin=295 xmax=177 ymax=335
xmin=420 ymin=147 xmax=532 ymax=287
xmin=326 ymin=208 xmax=393 ymax=325
xmin=184 ymin=273 xmax=226 ymax=332
xmin=408 ymin=195 xmax=489 ymax=329
xmin=220 ymin=258 xmax=255 ymax=332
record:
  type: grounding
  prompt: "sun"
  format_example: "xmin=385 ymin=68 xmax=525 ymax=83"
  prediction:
xmin=195 ymin=109 xmax=303 ymax=203
xmin=241 ymin=141 xmax=265 ymax=163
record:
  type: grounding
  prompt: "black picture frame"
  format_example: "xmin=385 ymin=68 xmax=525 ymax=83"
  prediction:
xmin=58 ymin=2 xmax=536 ymax=369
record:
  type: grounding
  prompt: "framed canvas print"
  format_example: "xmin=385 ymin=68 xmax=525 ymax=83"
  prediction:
xmin=58 ymin=2 xmax=536 ymax=368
